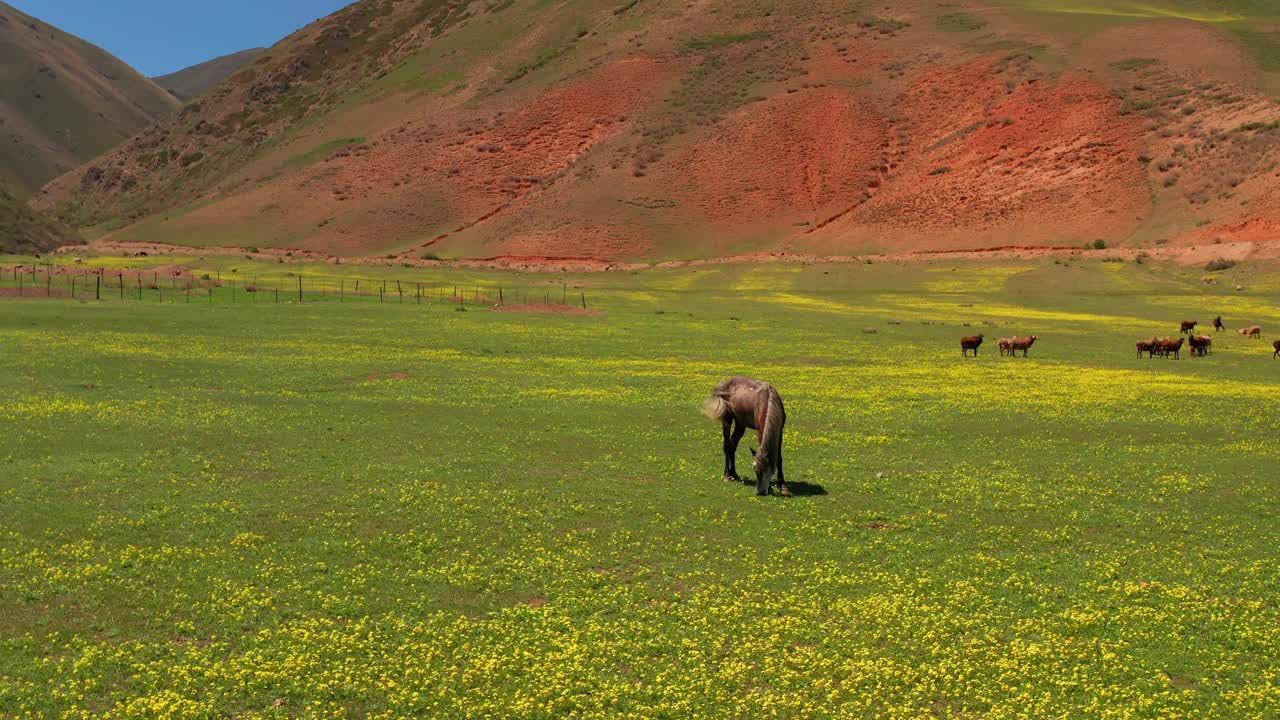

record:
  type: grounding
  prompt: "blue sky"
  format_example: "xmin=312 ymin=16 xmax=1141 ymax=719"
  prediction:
xmin=10 ymin=0 xmax=356 ymax=77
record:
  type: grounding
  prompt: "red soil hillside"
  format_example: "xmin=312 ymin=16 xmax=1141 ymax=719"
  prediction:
xmin=33 ymin=0 xmax=1280 ymax=261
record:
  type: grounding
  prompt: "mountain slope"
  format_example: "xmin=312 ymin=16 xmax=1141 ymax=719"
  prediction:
xmin=0 ymin=180 xmax=79 ymax=253
xmin=36 ymin=0 xmax=1280 ymax=260
xmin=0 ymin=1 xmax=181 ymax=195
xmin=153 ymin=48 xmax=266 ymax=102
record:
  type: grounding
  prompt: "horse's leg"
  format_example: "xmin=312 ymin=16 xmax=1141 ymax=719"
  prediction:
xmin=776 ymin=448 xmax=790 ymax=497
xmin=723 ymin=421 xmax=744 ymax=482
xmin=722 ymin=420 xmax=736 ymax=481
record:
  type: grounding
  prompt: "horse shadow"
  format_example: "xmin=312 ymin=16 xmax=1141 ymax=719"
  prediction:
xmin=784 ymin=480 xmax=828 ymax=497
xmin=726 ymin=477 xmax=828 ymax=497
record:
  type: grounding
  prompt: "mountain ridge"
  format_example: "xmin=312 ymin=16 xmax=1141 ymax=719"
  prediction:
xmin=0 ymin=0 xmax=180 ymax=195
xmin=34 ymin=0 xmax=1280 ymax=260
xmin=153 ymin=48 xmax=267 ymax=102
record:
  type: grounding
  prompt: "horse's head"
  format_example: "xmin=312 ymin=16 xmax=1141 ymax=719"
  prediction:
xmin=749 ymin=447 xmax=775 ymax=494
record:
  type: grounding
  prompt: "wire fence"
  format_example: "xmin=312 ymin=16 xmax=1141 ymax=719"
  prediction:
xmin=0 ymin=264 xmax=591 ymax=309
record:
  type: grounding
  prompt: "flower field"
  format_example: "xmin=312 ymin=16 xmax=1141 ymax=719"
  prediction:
xmin=2 ymin=257 xmax=1279 ymax=718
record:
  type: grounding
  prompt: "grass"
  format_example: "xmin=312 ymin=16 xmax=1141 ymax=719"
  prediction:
xmin=937 ymin=12 xmax=988 ymax=31
xmin=2 ymin=256 xmax=1280 ymax=716
xmin=1231 ymin=28 xmax=1280 ymax=73
xmin=1110 ymin=57 xmax=1160 ymax=72
xmin=998 ymin=0 xmax=1277 ymax=22
xmin=280 ymin=137 xmax=367 ymax=171
xmin=684 ymin=31 xmax=772 ymax=52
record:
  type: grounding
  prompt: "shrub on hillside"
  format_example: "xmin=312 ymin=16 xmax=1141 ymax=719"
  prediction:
xmin=1205 ymin=258 xmax=1236 ymax=272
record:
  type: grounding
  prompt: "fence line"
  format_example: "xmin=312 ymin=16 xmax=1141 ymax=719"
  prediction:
xmin=0 ymin=265 xmax=591 ymax=310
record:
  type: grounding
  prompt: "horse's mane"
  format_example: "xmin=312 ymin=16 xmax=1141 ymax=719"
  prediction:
xmin=758 ymin=385 xmax=785 ymax=464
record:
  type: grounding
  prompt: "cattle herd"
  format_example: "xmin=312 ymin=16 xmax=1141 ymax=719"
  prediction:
xmin=960 ymin=317 xmax=1280 ymax=360
xmin=1137 ymin=319 xmax=1271 ymax=361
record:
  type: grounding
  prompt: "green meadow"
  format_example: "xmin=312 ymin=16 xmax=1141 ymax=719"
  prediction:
xmin=2 ymin=256 xmax=1279 ymax=718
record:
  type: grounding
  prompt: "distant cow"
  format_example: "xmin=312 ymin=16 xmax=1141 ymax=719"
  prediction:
xmin=1180 ymin=320 xmax=1197 ymax=335
xmin=1213 ymin=316 xmax=1226 ymax=332
xmin=1240 ymin=325 xmax=1262 ymax=339
xmin=997 ymin=337 xmax=1013 ymax=356
xmin=1136 ymin=338 xmax=1159 ymax=358
xmin=1188 ymin=335 xmax=1212 ymax=357
xmin=1157 ymin=336 xmax=1184 ymax=359
xmin=1008 ymin=335 xmax=1038 ymax=357
xmin=961 ymin=334 xmax=984 ymax=357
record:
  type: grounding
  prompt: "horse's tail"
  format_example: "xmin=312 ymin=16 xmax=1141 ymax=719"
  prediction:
xmin=702 ymin=395 xmax=732 ymax=421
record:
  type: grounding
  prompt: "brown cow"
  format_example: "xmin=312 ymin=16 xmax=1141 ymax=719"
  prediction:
xmin=961 ymin=334 xmax=984 ymax=357
xmin=1239 ymin=325 xmax=1262 ymax=339
xmin=1188 ymin=335 xmax=1212 ymax=356
xmin=1157 ymin=336 xmax=1184 ymax=359
xmin=1180 ymin=320 xmax=1197 ymax=335
xmin=997 ymin=337 xmax=1013 ymax=356
xmin=1136 ymin=338 xmax=1159 ymax=358
xmin=1008 ymin=335 xmax=1038 ymax=357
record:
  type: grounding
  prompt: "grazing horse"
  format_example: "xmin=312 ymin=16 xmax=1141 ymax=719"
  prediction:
xmin=1188 ymin=334 xmax=1212 ymax=356
xmin=1136 ymin=338 xmax=1159 ymax=358
xmin=703 ymin=377 xmax=788 ymax=497
xmin=961 ymin=334 xmax=984 ymax=357
xmin=998 ymin=337 xmax=1013 ymax=356
xmin=1008 ymin=335 xmax=1038 ymax=357
xmin=1157 ymin=336 xmax=1184 ymax=359
xmin=1180 ymin=320 xmax=1198 ymax=335
xmin=1240 ymin=325 xmax=1262 ymax=339
xmin=1274 ymin=340 xmax=1279 ymax=358
xmin=1213 ymin=316 xmax=1226 ymax=332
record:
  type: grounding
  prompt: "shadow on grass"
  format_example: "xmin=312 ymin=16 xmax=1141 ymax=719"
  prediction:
xmin=784 ymin=481 xmax=828 ymax=497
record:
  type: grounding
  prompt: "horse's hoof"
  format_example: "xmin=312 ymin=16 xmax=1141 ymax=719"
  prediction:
xmin=724 ymin=475 xmax=740 ymax=483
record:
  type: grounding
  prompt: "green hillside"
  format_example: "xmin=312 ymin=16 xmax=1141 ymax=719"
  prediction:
xmin=0 ymin=180 xmax=79 ymax=253
xmin=0 ymin=1 xmax=180 ymax=195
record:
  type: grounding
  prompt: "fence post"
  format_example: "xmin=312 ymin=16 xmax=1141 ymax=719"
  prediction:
xmin=380 ymin=286 xmax=384 ymax=303
xmin=119 ymin=273 xmax=124 ymax=300
xmin=499 ymin=287 xmax=503 ymax=306
xmin=298 ymin=275 xmax=303 ymax=303
xmin=231 ymin=279 xmax=236 ymax=303
xmin=581 ymin=292 xmax=586 ymax=309
xmin=397 ymin=280 xmax=403 ymax=303
xmin=275 ymin=286 xmax=280 ymax=303
xmin=71 ymin=275 xmax=76 ymax=298
xmin=340 ymin=280 xmax=344 ymax=303
xmin=96 ymin=274 xmax=101 ymax=301
xmin=137 ymin=276 xmax=142 ymax=301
